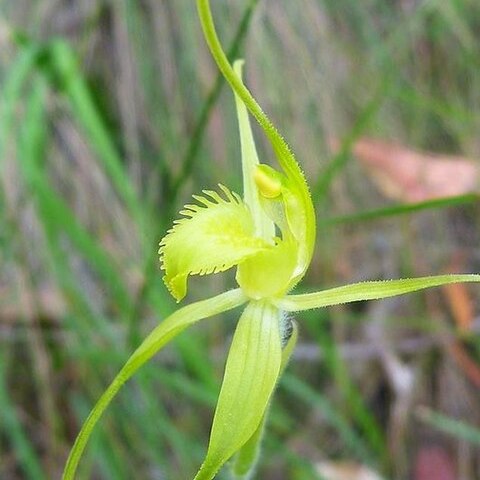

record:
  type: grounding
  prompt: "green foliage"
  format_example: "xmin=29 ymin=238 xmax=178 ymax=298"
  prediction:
xmin=63 ymin=1 xmax=480 ymax=478
xmin=2 ymin=1 xmax=480 ymax=479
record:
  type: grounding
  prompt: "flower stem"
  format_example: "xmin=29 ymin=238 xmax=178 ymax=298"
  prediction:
xmin=196 ymin=0 xmax=290 ymax=172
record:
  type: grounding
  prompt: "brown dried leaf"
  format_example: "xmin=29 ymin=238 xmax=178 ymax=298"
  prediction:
xmin=349 ymin=138 xmax=479 ymax=202
xmin=442 ymin=254 xmax=474 ymax=333
xmin=447 ymin=342 xmax=480 ymax=389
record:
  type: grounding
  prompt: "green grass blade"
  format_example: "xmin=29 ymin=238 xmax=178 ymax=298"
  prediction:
xmin=0 ymin=353 xmax=47 ymax=480
xmin=323 ymin=194 xmax=479 ymax=226
xmin=17 ymin=80 xmax=134 ymax=318
xmin=417 ymin=407 xmax=480 ymax=446
xmin=46 ymin=40 xmax=150 ymax=239
xmin=0 ymin=44 xmax=42 ymax=166
xmin=281 ymin=374 xmax=373 ymax=462
xmin=312 ymin=321 xmax=388 ymax=464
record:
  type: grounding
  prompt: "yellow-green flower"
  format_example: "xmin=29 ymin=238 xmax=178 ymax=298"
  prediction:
xmin=62 ymin=1 xmax=480 ymax=479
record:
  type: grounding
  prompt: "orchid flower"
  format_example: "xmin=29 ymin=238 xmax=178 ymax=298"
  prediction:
xmin=62 ymin=1 xmax=480 ymax=479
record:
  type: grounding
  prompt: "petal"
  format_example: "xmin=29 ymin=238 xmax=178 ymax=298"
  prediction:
xmin=254 ymin=164 xmax=314 ymax=284
xmin=236 ymin=237 xmax=298 ymax=299
xmin=276 ymin=274 xmax=480 ymax=312
xmin=233 ymin=60 xmax=275 ymax=241
xmin=159 ymin=185 xmax=270 ymax=301
xmin=232 ymin=319 xmax=298 ymax=478
xmin=194 ymin=301 xmax=282 ymax=480
xmin=62 ymin=289 xmax=247 ymax=480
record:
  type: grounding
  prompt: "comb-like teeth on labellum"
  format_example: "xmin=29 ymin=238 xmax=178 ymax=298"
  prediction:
xmin=158 ymin=184 xmax=271 ymax=302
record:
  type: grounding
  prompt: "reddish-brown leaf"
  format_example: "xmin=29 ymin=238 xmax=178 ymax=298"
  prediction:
xmin=442 ymin=254 xmax=474 ymax=333
xmin=348 ymin=138 xmax=479 ymax=202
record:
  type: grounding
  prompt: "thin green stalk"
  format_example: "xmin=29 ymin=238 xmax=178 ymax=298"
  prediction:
xmin=196 ymin=0 xmax=293 ymax=174
xmin=71 ymin=397 xmax=129 ymax=480
xmin=171 ymin=0 xmax=260 ymax=197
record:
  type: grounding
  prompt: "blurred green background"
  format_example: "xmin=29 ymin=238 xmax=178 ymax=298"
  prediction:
xmin=2 ymin=0 xmax=480 ymax=479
